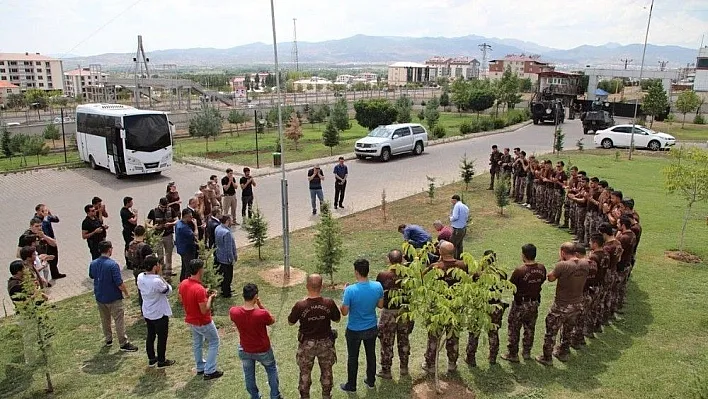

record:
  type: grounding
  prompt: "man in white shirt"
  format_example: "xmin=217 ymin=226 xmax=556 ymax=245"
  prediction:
xmin=137 ymin=255 xmax=175 ymax=368
xmin=449 ymin=195 xmax=470 ymax=259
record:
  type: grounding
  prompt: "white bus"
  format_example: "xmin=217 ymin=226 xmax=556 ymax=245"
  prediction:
xmin=76 ymin=104 xmax=174 ymax=177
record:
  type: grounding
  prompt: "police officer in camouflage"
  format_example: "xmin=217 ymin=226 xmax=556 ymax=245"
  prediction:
xmin=488 ymin=145 xmax=502 ymax=190
xmin=288 ymin=274 xmax=341 ymax=399
xmin=536 ymin=242 xmax=589 ymax=366
xmin=501 ymin=244 xmax=547 ymax=363
xmin=375 ymin=249 xmax=414 ymax=379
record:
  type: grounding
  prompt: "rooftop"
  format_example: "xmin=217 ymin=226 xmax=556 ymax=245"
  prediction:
xmin=389 ymin=61 xmax=428 ymax=68
xmin=0 ymin=52 xmax=58 ymax=61
xmin=450 ymin=56 xmax=479 ymax=64
xmin=491 ymin=54 xmax=547 ymax=63
xmin=64 ymin=68 xmax=108 ymax=76
xmin=0 ymin=81 xmax=19 ymax=89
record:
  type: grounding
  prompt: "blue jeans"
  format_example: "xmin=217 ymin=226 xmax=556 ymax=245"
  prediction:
xmin=310 ymin=189 xmax=324 ymax=211
xmin=238 ymin=346 xmax=281 ymax=399
xmin=190 ymin=321 xmax=220 ymax=374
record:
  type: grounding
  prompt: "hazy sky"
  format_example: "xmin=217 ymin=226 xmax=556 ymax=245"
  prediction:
xmin=1 ymin=0 xmax=706 ymax=56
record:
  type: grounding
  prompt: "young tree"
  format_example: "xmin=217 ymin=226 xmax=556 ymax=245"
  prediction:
xmin=188 ymin=106 xmax=223 ymax=152
xmin=285 ymin=112 xmax=304 ymax=150
xmin=494 ymin=177 xmax=510 ymax=215
xmin=322 ymin=119 xmax=340 ymax=156
xmin=554 ymin=127 xmax=565 ymax=154
xmin=314 ymin=202 xmax=343 ymax=286
xmin=663 ymin=146 xmax=708 ymax=252
xmin=244 ymin=207 xmax=269 ymax=260
xmin=426 ymin=175 xmax=436 ymax=204
xmin=1 ymin=127 xmax=11 ymax=158
xmin=227 ymin=110 xmax=247 ymax=136
xmin=424 ymin=97 xmax=440 ymax=128
xmin=197 ymin=242 xmax=223 ymax=298
xmin=459 ymin=153 xmax=475 ymax=191
xmin=395 ymin=96 xmax=413 ymax=123
xmin=468 ymin=89 xmax=496 ymax=120
xmin=6 ymin=93 xmax=27 ymax=109
xmin=353 ymin=99 xmax=398 ymax=130
xmin=498 ymin=66 xmax=522 ymax=110
xmin=254 ymin=73 xmax=261 ymax=89
xmin=23 ymin=135 xmax=50 ymax=165
xmin=675 ymin=90 xmax=701 ymax=128
xmin=14 ymin=270 xmax=55 ymax=392
xmin=381 ymin=189 xmax=388 ymax=223
xmin=330 ymin=98 xmax=351 ymax=131
xmin=43 ymin=123 xmax=61 ymax=147
xmin=439 ymin=91 xmax=451 ymax=111
xmin=450 ymin=79 xmax=470 ymax=113
xmin=642 ymin=82 xmax=669 ymax=127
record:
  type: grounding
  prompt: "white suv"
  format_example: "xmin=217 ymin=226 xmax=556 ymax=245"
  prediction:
xmin=354 ymin=123 xmax=428 ymax=162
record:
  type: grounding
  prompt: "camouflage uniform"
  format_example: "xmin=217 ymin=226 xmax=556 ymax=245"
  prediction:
xmin=575 ymin=198 xmax=588 ymax=245
xmin=296 ymin=337 xmax=337 ymax=399
xmin=572 ymin=287 xmax=599 ymax=345
xmin=466 ymin=307 xmax=505 ymax=365
xmin=541 ymin=302 xmax=583 ymax=360
xmin=424 ymin=332 xmax=459 ymax=369
xmin=506 ymin=300 xmax=541 ymax=358
xmin=601 ymin=271 xmax=617 ymax=324
xmin=377 ymin=308 xmax=414 ymax=373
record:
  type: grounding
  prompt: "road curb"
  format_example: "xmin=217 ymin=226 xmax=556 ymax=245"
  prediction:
xmin=178 ymin=120 xmax=533 ymax=177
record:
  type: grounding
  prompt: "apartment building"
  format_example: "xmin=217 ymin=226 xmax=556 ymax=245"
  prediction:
xmin=387 ymin=62 xmax=431 ymax=86
xmin=695 ymin=46 xmax=708 ymax=92
xmin=0 ymin=81 xmax=21 ymax=107
xmin=334 ymin=73 xmax=378 ymax=85
xmin=488 ymin=54 xmax=554 ymax=81
xmin=426 ymin=56 xmax=480 ymax=80
xmin=537 ymin=71 xmax=584 ymax=96
xmin=63 ymin=66 xmax=109 ymax=99
xmin=0 ymin=52 xmax=64 ymax=92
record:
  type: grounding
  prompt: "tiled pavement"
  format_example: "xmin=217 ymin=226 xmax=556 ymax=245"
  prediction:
xmin=0 ymin=119 xmax=584 ymax=315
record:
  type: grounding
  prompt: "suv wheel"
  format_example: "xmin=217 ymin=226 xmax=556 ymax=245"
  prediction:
xmin=601 ymin=138 xmax=613 ymax=149
xmin=89 ymin=155 xmax=98 ymax=170
xmin=413 ymin=141 xmax=423 ymax=155
xmin=380 ymin=147 xmax=391 ymax=162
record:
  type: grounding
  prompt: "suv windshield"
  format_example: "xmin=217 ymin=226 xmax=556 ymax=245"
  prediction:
xmin=368 ymin=126 xmax=393 ymax=138
xmin=123 ymin=114 xmax=171 ymax=152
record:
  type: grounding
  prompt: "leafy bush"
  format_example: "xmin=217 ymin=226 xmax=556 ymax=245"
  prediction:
xmin=459 ymin=121 xmax=472 ymax=135
xmin=479 ymin=118 xmax=495 ymax=131
xmin=469 ymin=120 xmax=482 ymax=133
xmin=432 ymin=125 xmax=446 ymax=138
xmin=492 ymin=118 xmax=506 ymax=129
xmin=694 ymin=114 xmax=706 ymax=125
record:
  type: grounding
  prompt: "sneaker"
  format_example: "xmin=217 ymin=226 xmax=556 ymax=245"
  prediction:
xmin=312 ymin=209 xmax=317 ymax=215
xmin=120 ymin=343 xmax=138 ymax=352
xmin=553 ymin=351 xmax=569 ymax=362
xmin=203 ymin=370 xmax=224 ymax=380
xmin=105 ymin=340 xmax=113 ymax=347
xmin=338 ymin=203 xmax=344 ymax=208
xmin=363 ymin=379 xmax=375 ymax=389
xmin=54 ymin=273 xmax=67 ymax=279
xmin=196 ymin=370 xmax=204 ymax=375
xmin=501 ymin=353 xmax=520 ymax=363
xmin=376 ymin=369 xmax=392 ymax=380
xmin=334 ymin=205 xmax=338 ymax=209
xmin=157 ymin=359 xmax=176 ymax=369
xmin=339 ymin=383 xmax=356 ymax=393
xmin=535 ymin=355 xmax=553 ymax=366
xmin=400 ymin=367 xmax=409 ymax=376
xmin=148 ymin=359 xmax=158 ymax=367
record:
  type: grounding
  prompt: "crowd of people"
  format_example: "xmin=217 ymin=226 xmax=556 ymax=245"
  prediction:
xmin=6 ymin=144 xmax=643 ymax=399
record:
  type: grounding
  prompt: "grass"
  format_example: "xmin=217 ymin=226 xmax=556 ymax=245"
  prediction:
xmin=650 ymin=120 xmax=708 ymax=142
xmin=0 ymin=151 xmax=81 ymax=172
xmin=3 ymin=152 xmax=706 ymax=399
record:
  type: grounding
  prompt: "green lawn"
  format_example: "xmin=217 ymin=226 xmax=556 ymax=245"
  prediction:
xmin=0 ymin=151 xmax=81 ymax=172
xmin=3 ymin=153 xmax=705 ymax=399
xmin=651 ymin=120 xmax=708 ymax=142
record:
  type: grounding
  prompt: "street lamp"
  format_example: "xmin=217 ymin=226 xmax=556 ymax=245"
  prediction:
xmin=270 ymin=0 xmax=291 ymax=277
xmin=629 ymin=0 xmax=654 ymax=160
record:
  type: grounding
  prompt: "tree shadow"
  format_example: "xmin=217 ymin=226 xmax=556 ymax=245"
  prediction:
xmin=0 ymin=352 xmax=34 ymax=397
xmin=80 ymin=347 xmax=127 ymax=375
xmin=131 ymin=369 xmax=170 ymax=396
xmin=174 ymin=374 xmax=213 ymax=399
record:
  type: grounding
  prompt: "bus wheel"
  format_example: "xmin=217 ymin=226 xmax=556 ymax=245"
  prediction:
xmin=89 ymin=156 xmax=98 ymax=170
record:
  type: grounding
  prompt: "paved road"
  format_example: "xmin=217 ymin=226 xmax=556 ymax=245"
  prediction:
xmin=0 ymin=119 xmax=584 ymax=312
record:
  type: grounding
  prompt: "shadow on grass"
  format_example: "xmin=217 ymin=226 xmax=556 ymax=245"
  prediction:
xmin=468 ymin=279 xmax=653 ymax=396
xmin=174 ymin=374 xmax=213 ymax=399
xmin=80 ymin=346 xmax=128 ymax=375
xmin=131 ymin=369 xmax=170 ymax=396
xmin=0 ymin=351 xmax=34 ymax=398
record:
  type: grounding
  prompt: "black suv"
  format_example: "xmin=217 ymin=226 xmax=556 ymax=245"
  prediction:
xmin=581 ymin=110 xmax=615 ymax=134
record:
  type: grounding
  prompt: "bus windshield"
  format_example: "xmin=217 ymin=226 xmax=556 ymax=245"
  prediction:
xmin=123 ymin=114 xmax=171 ymax=152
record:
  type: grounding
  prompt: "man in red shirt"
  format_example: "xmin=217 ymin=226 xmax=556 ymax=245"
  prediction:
xmin=178 ymin=259 xmax=223 ymax=380
xmin=230 ymin=283 xmax=282 ymax=399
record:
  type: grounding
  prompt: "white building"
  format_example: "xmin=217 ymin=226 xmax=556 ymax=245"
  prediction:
xmin=63 ymin=66 xmax=109 ymax=99
xmin=694 ymin=46 xmax=708 ymax=92
xmin=0 ymin=52 xmax=64 ymax=92
xmin=293 ymin=76 xmax=332 ymax=91
xmin=387 ymin=62 xmax=431 ymax=86
xmin=425 ymin=56 xmax=480 ymax=80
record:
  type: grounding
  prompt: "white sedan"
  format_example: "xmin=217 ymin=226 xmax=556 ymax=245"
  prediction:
xmin=593 ymin=124 xmax=676 ymax=151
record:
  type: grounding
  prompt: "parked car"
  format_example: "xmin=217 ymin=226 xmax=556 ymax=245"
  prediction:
xmin=593 ymin=124 xmax=676 ymax=151
xmin=354 ymin=123 xmax=428 ymax=162
xmin=53 ymin=116 xmax=73 ymax=124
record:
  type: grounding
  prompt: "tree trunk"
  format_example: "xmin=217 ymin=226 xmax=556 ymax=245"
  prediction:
xmin=682 ymin=113 xmax=686 ymax=128
xmin=258 ymin=246 xmax=262 ymax=261
xmin=679 ymin=200 xmax=693 ymax=252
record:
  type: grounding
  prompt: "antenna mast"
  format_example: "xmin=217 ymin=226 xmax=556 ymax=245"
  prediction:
xmin=658 ymin=60 xmax=668 ymax=71
xmin=132 ymin=35 xmax=150 ymax=108
xmin=479 ymin=43 xmax=492 ymax=77
xmin=291 ymin=18 xmax=299 ymax=71
xmin=620 ymin=58 xmax=633 ymax=70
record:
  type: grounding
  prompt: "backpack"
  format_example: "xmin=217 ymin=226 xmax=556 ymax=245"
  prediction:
xmin=126 ymin=241 xmax=149 ymax=271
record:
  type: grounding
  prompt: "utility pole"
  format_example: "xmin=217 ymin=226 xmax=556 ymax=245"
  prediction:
xmin=291 ymin=18 xmax=299 ymax=72
xmin=132 ymin=35 xmax=151 ymax=108
xmin=629 ymin=0 xmax=654 ymax=160
xmin=658 ymin=60 xmax=668 ymax=71
xmin=479 ymin=43 xmax=493 ymax=77
xmin=620 ymin=58 xmax=633 ymax=70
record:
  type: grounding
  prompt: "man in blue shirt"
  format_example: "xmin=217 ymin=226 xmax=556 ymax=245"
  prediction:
xmin=333 ymin=157 xmax=348 ymax=210
xmin=88 ymin=241 xmax=137 ymax=352
xmin=175 ymin=208 xmax=198 ymax=282
xmin=308 ymin=165 xmax=325 ymax=215
xmin=340 ymin=258 xmax=384 ymax=392
xmin=449 ymin=194 xmax=470 ymax=259
xmin=397 ymin=224 xmax=432 ymax=249
xmin=214 ymin=215 xmax=237 ymax=298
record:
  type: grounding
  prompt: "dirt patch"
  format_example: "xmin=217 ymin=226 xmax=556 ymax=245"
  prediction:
xmin=412 ymin=380 xmax=475 ymax=399
xmin=258 ymin=266 xmax=307 ymax=288
xmin=665 ymin=250 xmax=703 ymax=264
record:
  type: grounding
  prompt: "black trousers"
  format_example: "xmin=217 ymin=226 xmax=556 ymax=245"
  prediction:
xmin=334 ymin=182 xmax=347 ymax=206
xmin=123 ymin=230 xmax=133 ymax=268
xmin=145 ymin=315 xmax=169 ymax=363
xmin=241 ymin=195 xmax=254 ymax=218
xmin=345 ymin=327 xmax=378 ymax=389
xmin=179 ymin=250 xmax=197 ymax=282
xmin=46 ymin=244 xmax=61 ymax=278
xmin=89 ymin=244 xmax=100 ymax=260
xmin=215 ymin=261 xmax=234 ymax=298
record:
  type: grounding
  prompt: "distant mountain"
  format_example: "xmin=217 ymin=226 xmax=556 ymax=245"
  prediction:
xmin=62 ymin=35 xmax=698 ymax=70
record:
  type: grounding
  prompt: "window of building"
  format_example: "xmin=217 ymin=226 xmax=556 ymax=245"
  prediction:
xmin=10 ymin=68 xmax=18 ymax=73
xmin=0 ymin=69 xmax=4 ymax=73
xmin=6 ymin=89 xmax=12 ymax=93
xmin=48 ymin=83 xmax=53 ymax=88
xmin=1 ymin=76 xmax=6 ymax=80
xmin=35 ymin=61 xmax=41 ymax=65
xmin=10 ymin=76 xmax=19 ymax=80
xmin=38 ymin=76 xmax=43 ymax=80
xmin=23 ymin=61 xmax=30 ymax=65
xmin=24 ymin=68 xmax=32 ymax=73
xmin=0 ymin=61 xmax=3 ymax=65
xmin=45 ymin=62 xmax=50 ymax=67
xmin=39 ymin=83 xmax=44 ymax=87
xmin=37 ymin=68 xmax=42 ymax=72
xmin=9 ymin=61 xmax=17 ymax=65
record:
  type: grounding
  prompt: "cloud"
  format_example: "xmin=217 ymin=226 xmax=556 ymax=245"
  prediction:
xmin=0 ymin=0 xmax=704 ymax=56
